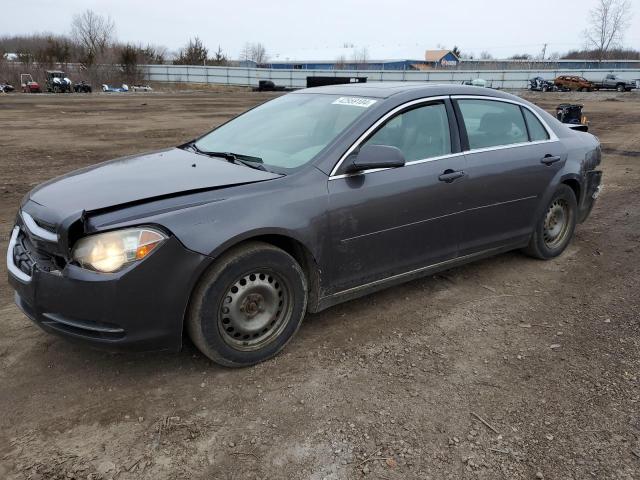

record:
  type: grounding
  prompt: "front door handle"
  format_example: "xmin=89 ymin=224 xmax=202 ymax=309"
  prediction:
xmin=438 ymin=169 xmax=465 ymax=183
xmin=541 ymin=154 xmax=562 ymax=165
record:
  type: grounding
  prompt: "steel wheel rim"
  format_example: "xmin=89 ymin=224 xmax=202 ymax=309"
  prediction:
xmin=543 ymin=199 xmax=570 ymax=249
xmin=217 ymin=270 xmax=291 ymax=351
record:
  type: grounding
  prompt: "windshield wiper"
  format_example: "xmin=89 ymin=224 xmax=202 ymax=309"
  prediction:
xmin=232 ymin=157 xmax=268 ymax=171
xmin=187 ymin=144 xmax=266 ymax=171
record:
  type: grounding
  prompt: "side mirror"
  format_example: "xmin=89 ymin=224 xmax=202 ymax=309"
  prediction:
xmin=345 ymin=144 xmax=406 ymax=173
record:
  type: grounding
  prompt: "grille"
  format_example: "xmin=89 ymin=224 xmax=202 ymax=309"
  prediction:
xmin=13 ymin=231 xmax=35 ymax=277
xmin=14 ymin=228 xmax=65 ymax=273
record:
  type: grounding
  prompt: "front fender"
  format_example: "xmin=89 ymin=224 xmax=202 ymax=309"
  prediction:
xmin=87 ymin=166 xmax=330 ymax=270
xmin=207 ymin=227 xmax=315 ymax=259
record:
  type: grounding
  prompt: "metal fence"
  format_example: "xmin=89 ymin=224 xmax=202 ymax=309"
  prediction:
xmin=143 ymin=64 xmax=640 ymax=89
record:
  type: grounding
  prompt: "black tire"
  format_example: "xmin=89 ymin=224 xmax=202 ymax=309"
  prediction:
xmin=616 ymin=84 xmax=625 ymax=92
xmin=523 ymin=184 xmax=578 ymax=260
xmin=187 ymin=241 xmax=308 ymax=367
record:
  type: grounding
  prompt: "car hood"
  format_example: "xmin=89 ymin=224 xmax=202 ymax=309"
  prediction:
xmin=27 ymin=147 xmax=282 ymax=215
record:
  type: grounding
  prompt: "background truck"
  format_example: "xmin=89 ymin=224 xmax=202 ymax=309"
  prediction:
xmin=592 ymin=74 xmax=635 ymax=92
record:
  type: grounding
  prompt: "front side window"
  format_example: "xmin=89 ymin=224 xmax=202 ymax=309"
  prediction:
xmin=194 ymin=94 xmax=375 ymax=172
xmin=457 ymin=99 xmax=528 ymax=150
xmin=362 ymin=102 xmax=451 ymax=161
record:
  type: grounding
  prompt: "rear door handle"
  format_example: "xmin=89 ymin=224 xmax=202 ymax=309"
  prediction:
xmin=438 ymin=169 xmax=465 ymax=183
xmin=541 ymin=154 xmax=562 ymax=165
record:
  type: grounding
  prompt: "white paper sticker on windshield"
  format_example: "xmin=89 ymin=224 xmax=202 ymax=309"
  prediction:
xmin=332 ymin=97 xmax=377 ymax=108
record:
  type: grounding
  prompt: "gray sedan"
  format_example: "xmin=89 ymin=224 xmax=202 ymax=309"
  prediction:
xmin=7 ymin=83 xmax=603 ymax=366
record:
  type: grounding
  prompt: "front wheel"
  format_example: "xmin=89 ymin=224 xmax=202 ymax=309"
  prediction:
xmin=523 ymin=184 xmax=577 ymax=260
xmin=187 ymin=242 xmax=308 ymax=367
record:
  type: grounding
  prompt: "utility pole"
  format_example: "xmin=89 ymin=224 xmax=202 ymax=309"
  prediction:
xmin=540 ymin=43 xmax=547 ymax=60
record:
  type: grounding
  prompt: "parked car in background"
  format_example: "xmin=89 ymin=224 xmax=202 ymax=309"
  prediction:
xmin=1 ymin=81 xmax=15 ymax=93
xmin=20 ymin=74 xmax=41 ymax=93
xmin=131 ymin=84 xmax=153 ymax=92
xmin=554 ymin=75 xmax=593 ymax=92
xmin=461 ymin=78 xmax=490 ymax=88
xmin=102 ymin=83 xmax=129 ymax=92
xmin=592 ymin=74 xmax=635 ymax=92
xmin=7 ymin=84 xmax=603 ymax=367
xmin=528 ymin=77 xmax=556 ymax=92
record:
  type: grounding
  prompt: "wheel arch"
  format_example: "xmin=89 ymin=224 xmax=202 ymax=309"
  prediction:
xmin=532 ymin=171 xmax=583 ymax=232
xmin=561 ymin=176 xmax=581 ymax=203
xmin=201 ymin=229 xmax=323 ymax=314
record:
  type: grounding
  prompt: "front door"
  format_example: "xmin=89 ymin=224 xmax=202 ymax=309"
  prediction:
xmin=326 ymin=100 xmax=467 ymax=293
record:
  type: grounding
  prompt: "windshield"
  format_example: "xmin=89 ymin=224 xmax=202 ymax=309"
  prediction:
xmin=193 ymin=94 xmax=376 ymax=172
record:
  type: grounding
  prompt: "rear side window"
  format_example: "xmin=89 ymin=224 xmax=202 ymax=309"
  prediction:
xmin=457 ymin=99 xmax=528 ymax=149
xmin=522 ymin=108 xmax=550 ymax=141
xmin=363 ymin=102 xmax=451 ymax=161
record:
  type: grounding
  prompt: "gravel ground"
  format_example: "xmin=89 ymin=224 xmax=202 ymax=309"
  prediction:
xmin=0 ymin=88 xmax=639 ymax=480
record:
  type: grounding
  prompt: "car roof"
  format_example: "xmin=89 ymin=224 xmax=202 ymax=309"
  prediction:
xmin=292 ymin=82 xmax=515 ymax=100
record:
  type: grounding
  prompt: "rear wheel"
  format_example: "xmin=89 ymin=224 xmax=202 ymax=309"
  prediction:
xmin=187 ymin=242 xmax=307 ymax=367
xmin=616 ymin=84 xmax=625 ymax=92
xmin=523 ymin=184 xmax=577 ymax=260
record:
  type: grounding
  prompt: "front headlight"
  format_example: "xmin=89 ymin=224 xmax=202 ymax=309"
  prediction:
xmin=72 ymin=227 xmax=167 ymax=273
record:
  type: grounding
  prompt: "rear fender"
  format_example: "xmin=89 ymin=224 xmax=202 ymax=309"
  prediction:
xmin=534 ymin=171 xmax=583 ymax=227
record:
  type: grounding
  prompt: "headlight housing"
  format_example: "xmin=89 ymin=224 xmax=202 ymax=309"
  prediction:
xmin=72 ymin=227 xmax=167 ymax=273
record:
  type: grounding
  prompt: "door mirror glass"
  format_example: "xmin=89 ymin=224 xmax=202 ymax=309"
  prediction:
xmin=346 ymin=144 xmax=406 ymax=173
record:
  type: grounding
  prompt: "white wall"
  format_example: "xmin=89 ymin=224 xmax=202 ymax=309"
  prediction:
xmin=143 ymin=65 xmax=640 ymax=89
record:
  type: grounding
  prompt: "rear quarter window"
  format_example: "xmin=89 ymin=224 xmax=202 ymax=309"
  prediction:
xmin=522 ymin=108 xmax=550 ymax=142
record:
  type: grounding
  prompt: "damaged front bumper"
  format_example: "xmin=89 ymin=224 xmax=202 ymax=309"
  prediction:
xmin=7 ymin=215 xmax=208 ymax=352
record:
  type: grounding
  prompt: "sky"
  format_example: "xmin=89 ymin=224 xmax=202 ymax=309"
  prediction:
xmin=3 ymin=0 xmax=639 ymax=60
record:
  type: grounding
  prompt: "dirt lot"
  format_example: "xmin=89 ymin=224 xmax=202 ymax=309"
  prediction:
xmin=0 ymin=88 xmax=639 ymax=480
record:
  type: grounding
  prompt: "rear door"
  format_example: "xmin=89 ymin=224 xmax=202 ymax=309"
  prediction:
xmin=452 ymin=97 xmax=566 ymax=255
xmin=326 ymin=99 xmax=466 ymax=293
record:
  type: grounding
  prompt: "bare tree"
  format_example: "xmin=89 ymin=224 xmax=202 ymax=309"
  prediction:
xmin=479 ymin=51 xmax=493 ymax=60
xmin=585 ymin=0 xmax=632 ymax=61
xmin=71 ymin=9 xmax=115 ymax=66
xmin=240 ymin=42 xmax=268 ymax=65
xmin=352 ymin=47 xmax=369 ymax=69
xmin=139 ymin=44 xmax=168 ymax=64
xmin=334 ymin=55 xmax=348 ymax=70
